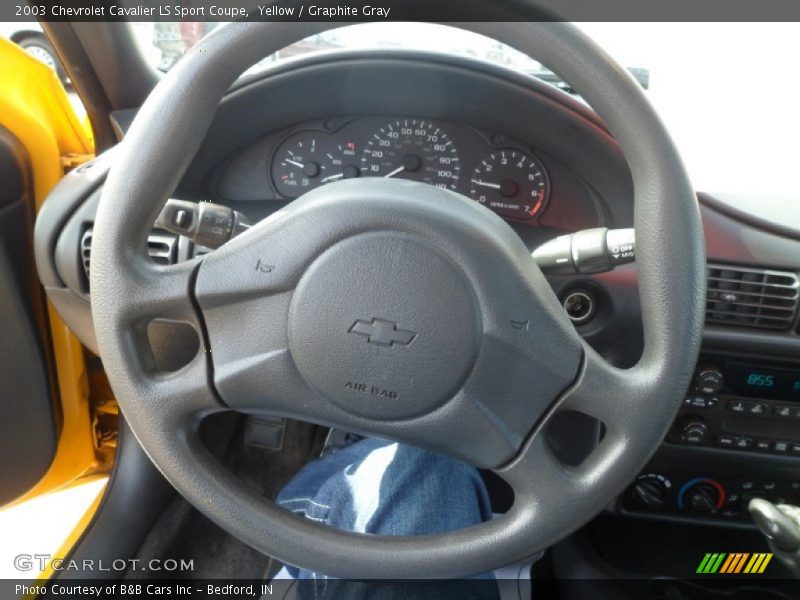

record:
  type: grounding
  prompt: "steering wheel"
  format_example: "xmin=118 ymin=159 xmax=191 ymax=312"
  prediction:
xmin=90 ymin=17 xmax=704 ymax=578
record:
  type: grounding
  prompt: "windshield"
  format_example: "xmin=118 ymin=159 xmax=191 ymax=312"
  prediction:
xmin=133 ymin=22 xmax=799 ymax=197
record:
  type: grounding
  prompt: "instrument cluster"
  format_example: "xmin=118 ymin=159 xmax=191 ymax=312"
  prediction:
xmin=271 ymin=116 xmax=551 ymax=222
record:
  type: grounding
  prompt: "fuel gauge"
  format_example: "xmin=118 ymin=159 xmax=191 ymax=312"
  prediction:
xmin=273 ymin=133 xmax=324 ymax=197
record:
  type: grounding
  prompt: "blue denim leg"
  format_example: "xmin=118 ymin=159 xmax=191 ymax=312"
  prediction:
xmin=275 ymin=438 xmax=499 ymax=597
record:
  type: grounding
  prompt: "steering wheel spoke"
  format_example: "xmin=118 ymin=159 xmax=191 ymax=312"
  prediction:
xmin=481 ymin=349 xmax=629 ymax=527
xmin=496 ymin=420 xmax=628 ymax=541
xmin=495 ymin=343 xmax=686 ymax=532
xmin=110 ymin=257 xmax=200 ymax=326
xmin=191 ymin=212 xmax=330 ymax=419
xmin=560 ymin=346 xmax=641 ymax=430
xmin=143 ymin=351 xmax=221 ymax=426
xmin=128 ymin=264 xmax=221 ymax=413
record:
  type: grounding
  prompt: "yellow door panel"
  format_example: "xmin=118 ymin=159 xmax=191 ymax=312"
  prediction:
xmin=0 ymin=37 xmax=105 ymax=505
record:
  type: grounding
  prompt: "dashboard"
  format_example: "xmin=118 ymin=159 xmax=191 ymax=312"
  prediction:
xmin=268 ymin=116 xmax=550 ymax=222
xmin=33 ymin=49 xmax=800 ymax=535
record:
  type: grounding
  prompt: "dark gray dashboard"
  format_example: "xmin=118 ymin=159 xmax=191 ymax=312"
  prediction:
xmin=188 ymin=50 xmax=632 ymax=234
xmin=216 ymin=114 xmax=601 ymax=230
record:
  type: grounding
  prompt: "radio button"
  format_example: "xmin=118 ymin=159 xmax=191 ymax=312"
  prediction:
xmin=790 ymin=444 xmax=800 ymax=456
xmin=749 ymin=403 xmax=768 ymax=416
xmin=756 ymin=440 xmax=772 ymax=452
xmin=695 ymin=368 xmax=724 ymax=395
xmin=727 ymin=400 xmax=749 ymax=413
xmin=773 ymin=441 xmax=791 ymax=454
xmin=680 ymin=418 xmax=708 ymax=445
xmin=734 ymin=437 xmax=753 ymax=450
xmin=685 ymin=396 xmax=720 ymax=409
xmin=775 ymin=405 xmax=793 ymax=417
xmin=717 ymin=435 xmax=736 ymax=448
xmin=694 ymin=367 xmax=725 ymax=394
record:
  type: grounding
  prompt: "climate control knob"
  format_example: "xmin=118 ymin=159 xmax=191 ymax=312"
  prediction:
xmin=679 ymin=478 xmax=726 ymax=514
xmin=686 ymin=485 xmax=719 ymax=512
xmin=629 ymin=479 xmax=667 ymax=510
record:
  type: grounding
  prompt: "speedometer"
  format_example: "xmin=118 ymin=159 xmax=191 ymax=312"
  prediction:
xmin=360 ymin=119 xmax=460 ymax=189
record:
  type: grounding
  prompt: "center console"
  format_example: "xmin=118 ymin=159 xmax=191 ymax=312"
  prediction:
xmin=619 ymin=353 xmax=800 ymax=525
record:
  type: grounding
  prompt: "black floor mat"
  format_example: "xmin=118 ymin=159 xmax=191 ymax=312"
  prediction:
xmin=126 ymin=414 xmax=327 ymax=580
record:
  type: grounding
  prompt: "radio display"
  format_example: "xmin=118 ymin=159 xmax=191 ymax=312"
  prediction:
xmin=726 ymin=362 xmax=800 ymax=401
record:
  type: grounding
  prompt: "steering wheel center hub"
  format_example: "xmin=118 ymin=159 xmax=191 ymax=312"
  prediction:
xmin=288 ymin=231 xmax=480 ymax=420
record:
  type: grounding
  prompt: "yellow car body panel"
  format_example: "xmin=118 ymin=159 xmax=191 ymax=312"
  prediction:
xmin=0 ymin=38 xmax=104 ymax=505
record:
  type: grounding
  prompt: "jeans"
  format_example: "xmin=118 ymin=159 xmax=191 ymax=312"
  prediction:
xmin=274 ymin=438 xmax=500 ymax=599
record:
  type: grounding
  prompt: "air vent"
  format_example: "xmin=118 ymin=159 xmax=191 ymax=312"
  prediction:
xmin=80 ymin=228 xmax=92 ymax=282
xmin=706 ymin=264 xmax=799 ymax=330
xmin=80 ymin=228 xmax=179 ymax=288
xmin=147 ymin=232 xmax=179 ymax=265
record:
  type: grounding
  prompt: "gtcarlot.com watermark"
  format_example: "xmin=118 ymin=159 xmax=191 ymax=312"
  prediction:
xmin=14 ymin=554 xmax=194 ymax=573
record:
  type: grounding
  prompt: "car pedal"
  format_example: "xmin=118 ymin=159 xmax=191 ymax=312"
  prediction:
xmin=244 ymin=416 xmax=286 ymax=451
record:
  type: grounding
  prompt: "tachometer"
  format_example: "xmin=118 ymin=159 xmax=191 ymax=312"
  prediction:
xmin=468 ymin=150 xmax=549 ymax=221
xmin=360 ymin=119 xmax=460 ymax=189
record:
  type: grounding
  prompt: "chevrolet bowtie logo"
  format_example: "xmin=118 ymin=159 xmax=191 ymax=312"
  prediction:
xmin=348 ymin=318 xmax=417 ymax=347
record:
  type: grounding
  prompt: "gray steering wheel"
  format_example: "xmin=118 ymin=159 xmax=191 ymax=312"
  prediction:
xmin=90 ymin=17 xmax=705 ymax=578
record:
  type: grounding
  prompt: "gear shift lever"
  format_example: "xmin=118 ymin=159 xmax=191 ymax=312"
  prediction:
xmin=749 ymin=497 xmax=800 ymax=576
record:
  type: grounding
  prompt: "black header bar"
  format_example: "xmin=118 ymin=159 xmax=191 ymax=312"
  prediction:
xmin=6 ymin=0 xmax=800 ymax=22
